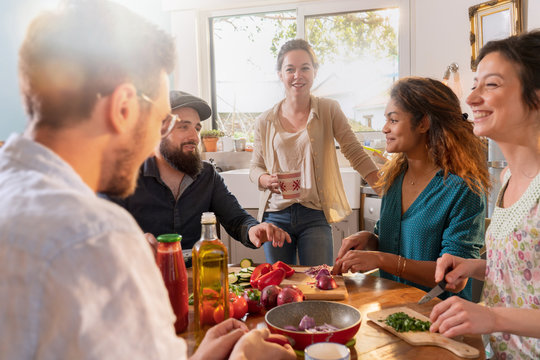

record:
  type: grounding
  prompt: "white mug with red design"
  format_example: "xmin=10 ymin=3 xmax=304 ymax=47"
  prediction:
xmin=277 ymin=170 xmax=301 ymax=199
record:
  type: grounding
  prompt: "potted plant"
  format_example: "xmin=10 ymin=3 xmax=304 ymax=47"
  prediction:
xmin=200 ymin=129 xmax=224 ymax=152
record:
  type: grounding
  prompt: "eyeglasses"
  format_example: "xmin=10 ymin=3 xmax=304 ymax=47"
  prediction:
xmin=96 ymin=91 xmax=179 ymax=138
xmin=138 ymin=92 xmax=179 ymax=138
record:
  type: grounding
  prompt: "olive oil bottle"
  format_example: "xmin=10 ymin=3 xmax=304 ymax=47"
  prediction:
xmin=192 ymin=212 xmax=229 ymax=334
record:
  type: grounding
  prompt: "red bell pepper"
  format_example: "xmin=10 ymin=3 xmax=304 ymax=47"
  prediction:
xmin=272 ymin=260 xmax=295 ymax=278
xmin=257 ymin=268 xmax=286 ymax=290
xmin=249 ymin=263 xmax=273 ymax=288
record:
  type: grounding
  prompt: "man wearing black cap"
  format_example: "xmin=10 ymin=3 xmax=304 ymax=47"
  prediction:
xmin=108 ymin=91 xmax=291 ymax=263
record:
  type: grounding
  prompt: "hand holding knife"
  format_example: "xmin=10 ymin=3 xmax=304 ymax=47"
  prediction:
xmin=418 ymin=279 xmax=447 ymax=304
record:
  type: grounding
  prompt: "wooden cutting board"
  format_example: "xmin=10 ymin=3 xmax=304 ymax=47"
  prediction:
xmin=229 ymin=266 xmax=348 ymax=300
xmin=367 ymin=307 xmax=480 ymax=358
xmin=280 ymin=267 xmax=348 ymax=300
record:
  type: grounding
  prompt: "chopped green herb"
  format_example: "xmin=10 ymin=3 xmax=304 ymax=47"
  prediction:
xmin=384 ymin=312 xmax=431 ymax=332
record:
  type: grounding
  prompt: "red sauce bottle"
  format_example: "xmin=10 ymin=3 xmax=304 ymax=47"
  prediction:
xmin=156 ymin=234 xmax=189 ymax=333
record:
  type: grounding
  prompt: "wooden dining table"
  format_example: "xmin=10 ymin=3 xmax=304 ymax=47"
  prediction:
xmin=179 ymin=268 xmax=485 ymax=359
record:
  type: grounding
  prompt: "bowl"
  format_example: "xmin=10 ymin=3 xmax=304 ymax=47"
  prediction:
xmin=264 ymin=301 xmax=361 ymax=350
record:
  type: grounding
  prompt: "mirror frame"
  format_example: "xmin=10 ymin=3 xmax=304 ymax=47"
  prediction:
xmin=468 ymin=0 xmax=523 ymax=71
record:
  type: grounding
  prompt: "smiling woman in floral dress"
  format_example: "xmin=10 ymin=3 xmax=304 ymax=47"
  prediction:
xmin=429 ymin=29 xmax=540 ymax=359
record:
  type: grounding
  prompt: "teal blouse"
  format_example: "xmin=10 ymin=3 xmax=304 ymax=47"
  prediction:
xmin=375 ymin=170 xmax=486 ymax=300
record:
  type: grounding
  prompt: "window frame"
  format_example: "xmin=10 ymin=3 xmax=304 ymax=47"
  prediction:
xmin=198 ymin=0 xmax=410 ymax=130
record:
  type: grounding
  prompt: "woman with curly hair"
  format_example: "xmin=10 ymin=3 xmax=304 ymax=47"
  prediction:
xmin=333 ymin=77 xmax=490 ymax=301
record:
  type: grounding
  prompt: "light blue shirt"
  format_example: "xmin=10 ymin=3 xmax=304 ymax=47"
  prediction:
xmin=0 ymin=134 xmax=186 ymax=359
xmin=375 ymin=170 xmax=486 ymax=300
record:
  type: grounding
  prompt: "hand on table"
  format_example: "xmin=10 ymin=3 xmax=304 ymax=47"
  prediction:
xmin=332 ymin=250 xmax=381 ymax=275
xmin=248 ymin=223 xmax=292 ymax=248
xmin=229 ymin=328 xmax=296 ymax=360
xmin=259 ymin=173 xmax=280 ymax=194
xmin=190 ymin=318 xmax=248 ymax=360
xmin=429 ymin=296 xmax=495 ymax=338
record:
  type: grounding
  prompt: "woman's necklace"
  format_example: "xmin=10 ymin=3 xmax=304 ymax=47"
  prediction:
xmin=407 ymin=166 xmax=439 ymax=186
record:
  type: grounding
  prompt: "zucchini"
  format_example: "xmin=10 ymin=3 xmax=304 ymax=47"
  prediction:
xmin=237 ymin=281 xmax=251 ymax=288
xmin=240 ymin=258 xmax=254 ymax=268
xmin=238 ymin=272 xmax=252 ymax=279
xmin=228 ymin=272 xmax=238 ymax=284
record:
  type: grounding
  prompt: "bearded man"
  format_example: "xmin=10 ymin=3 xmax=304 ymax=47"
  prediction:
xmin=108 ymin=91 xmax=290 ymax=262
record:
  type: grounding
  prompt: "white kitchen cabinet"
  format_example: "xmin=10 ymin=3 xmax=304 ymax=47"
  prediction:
xmin=331 ymin=210 xmax=360 ymax=262
xmin=221 ymin=209 xmax=359 ymax=265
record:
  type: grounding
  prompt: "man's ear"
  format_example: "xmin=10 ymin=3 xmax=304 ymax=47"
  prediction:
xmin=417 ymin=115 xmax=430 ymax=133
xmin=107 ymin=83 xmax=139 ymax=134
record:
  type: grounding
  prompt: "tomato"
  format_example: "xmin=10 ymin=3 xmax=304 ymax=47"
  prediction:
xmin=243 ymin=288 xmax=263 ymax=314
xmin=202 ymin=288 xmax=220 ymax=300
xmin=250 ymin=263 xmax=273 ymax=288
xmin=200 ymin=301 xmax=216 ymax=326
xmin=257 ymin=268 xmax=286 ymax=291
xmin=229 ymin=292 xmax=248 ymax=319
xmin=213 ymin=304 xmax=234 ymax=324
xmin=272 ymin=261 xmax=295 ymax=278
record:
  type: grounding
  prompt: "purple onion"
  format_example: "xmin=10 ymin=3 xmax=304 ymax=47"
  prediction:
xmin=298 ymin=315 xmax=316 ymax=331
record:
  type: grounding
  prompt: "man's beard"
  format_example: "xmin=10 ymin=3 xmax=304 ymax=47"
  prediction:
xmin=159 ymin=138 xmax=203 ymax=177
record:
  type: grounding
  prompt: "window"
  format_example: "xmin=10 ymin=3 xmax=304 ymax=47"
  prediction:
xmin=208 ymin=1 xmax=409 ymax=140
xmin=210 ymin=11 xmax=296 ymax=140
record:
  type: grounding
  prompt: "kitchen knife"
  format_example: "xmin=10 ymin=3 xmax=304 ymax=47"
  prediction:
xmin=418 ymin=279 xmax=447 ymax=304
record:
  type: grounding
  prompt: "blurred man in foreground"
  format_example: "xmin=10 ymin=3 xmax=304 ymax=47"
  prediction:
xmin=0 ymin=1 xmax=294 ymax=359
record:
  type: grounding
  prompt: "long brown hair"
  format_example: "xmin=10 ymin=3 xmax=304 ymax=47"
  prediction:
xmin=377 ymin=77 xmax=490 ymax=195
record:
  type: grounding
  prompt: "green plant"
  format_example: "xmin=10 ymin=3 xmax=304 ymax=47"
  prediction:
xmin=200 ymin=129 xmax=224 ymax=138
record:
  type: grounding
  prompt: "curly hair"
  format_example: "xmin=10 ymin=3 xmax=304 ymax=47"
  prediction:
xmin=276 ymin=39 xmax=319 ymax=71
xmin=376 ymin=77 xmax=490 ymax=196
xmin=18 ymin=0 xmax=176 ymax=129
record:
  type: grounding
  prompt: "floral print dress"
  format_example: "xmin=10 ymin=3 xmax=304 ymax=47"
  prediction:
xmin=482 ymin=170 xmax=540 ymax=359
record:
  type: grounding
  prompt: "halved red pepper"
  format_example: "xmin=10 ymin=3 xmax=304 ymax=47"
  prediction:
xmin=249 ymin=263 xmax=273 ymax=288
xmin=257 ymin=268 xmax=286 ymax=290
xmin=272 ymin=261 xmax=295 ymax=278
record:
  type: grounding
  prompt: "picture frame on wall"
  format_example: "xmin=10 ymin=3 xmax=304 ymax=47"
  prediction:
xmin=468 ymin=0 xmax=522 ymax=70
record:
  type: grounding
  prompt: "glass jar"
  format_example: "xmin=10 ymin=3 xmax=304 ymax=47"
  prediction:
xmin=156 ymin=234 xmax=189 ymax=333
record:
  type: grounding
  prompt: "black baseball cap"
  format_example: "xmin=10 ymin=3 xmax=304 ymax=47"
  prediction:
xmin=169 ymin=90 xmax=212 ymax=121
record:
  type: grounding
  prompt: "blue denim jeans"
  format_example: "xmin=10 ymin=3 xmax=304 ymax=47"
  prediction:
xmin=262 ymin=203 xmax=333 ymax=266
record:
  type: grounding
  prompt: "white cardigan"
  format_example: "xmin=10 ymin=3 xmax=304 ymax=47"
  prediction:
xmin=249 ymin=95 xmax=378 ymax=223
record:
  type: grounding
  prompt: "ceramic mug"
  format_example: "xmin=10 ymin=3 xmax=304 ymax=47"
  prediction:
xmin=277 ymin=171 xmax=301 ymax=199
xmin=304 ymin=342 xmax=350 ymax=360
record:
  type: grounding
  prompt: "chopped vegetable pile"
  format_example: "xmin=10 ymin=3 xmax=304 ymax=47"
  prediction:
xmin=284 ymin=315 xmax=339 ymax=333
xmin=382 ymin=312 xmax=431 ymax=332
xmin=305 ymin=264 xmax=333 ymax=278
